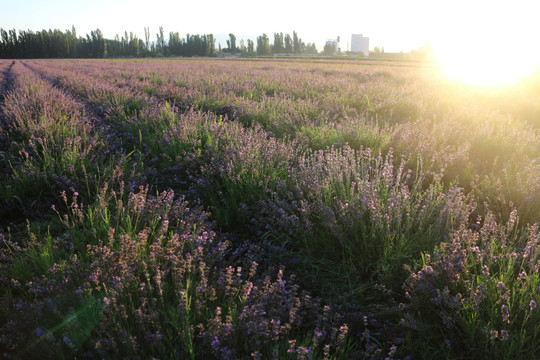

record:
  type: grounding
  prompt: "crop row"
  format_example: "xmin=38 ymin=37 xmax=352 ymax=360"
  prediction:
xmin=0 ymin=59 xmax=538 ymax=359
xmin=25 ymin=59 xmax=540 ymax=223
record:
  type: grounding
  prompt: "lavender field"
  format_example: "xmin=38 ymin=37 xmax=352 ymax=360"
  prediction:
xmin=0 ymin=58 xmax=539 ymax=359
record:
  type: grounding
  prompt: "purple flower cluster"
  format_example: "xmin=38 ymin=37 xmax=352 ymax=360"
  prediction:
xmin=1 ymin=58 xmax=539 ymax=359
xmin=402 ymin=210 xmax=540 ymax=351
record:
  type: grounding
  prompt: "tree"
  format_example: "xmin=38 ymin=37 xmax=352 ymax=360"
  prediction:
xmin=0 ymin=26 xmax=218 ymax=59
xmin=284 ymin=33 xmax=293 ymax=54
xmin=226 ymin=33 xmax=236 ymax=53
xmin=144 ymin=27 xmax=150 ymax=52
xmin=90 ymin=29 xmax=106 ymax=58
xmin=292 ymin=31 xmax=301 ymax=54
xmin=106 ymin=36 xmax=122 ymax=57
xmin=247 ymin=39 xmax=255 ymax=56
xmin=272 ymin=32 xmax=284 ymax=54
xmin=304 ymin=43 xmax=318 ymax=55
xmin=256 ymin=33 xmax=271 ymax=56
xmin=323 ymin=43 xmax=336 ymax=55
xmin=169 ymin=31 xmax=182 ymax=56
xmin=206 ymin=34 xmax=216 ymax=56
xmin=239 ymin=39 xmax=246 ymax=54
xmin=128 ymin=32 xmax=139 ymax=57
xmin=123 ymin=31 xmax=129 ymax=53
xmin=69 ymin=26 xmax=78 ymax=57
xmin=156 ymin=26 xmax=165 ymax=55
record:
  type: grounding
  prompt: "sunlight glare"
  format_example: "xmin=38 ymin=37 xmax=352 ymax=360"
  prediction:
xmin=431 ymin=1 xmax=540 ymax=87
xmin=434 ymin=41 xmax=540 ymax=87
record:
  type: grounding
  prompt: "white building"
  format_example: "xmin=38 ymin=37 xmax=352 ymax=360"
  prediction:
xmin=351 ymin=34 xmax=369 ymax=56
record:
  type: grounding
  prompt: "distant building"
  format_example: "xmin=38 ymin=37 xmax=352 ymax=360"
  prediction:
xmin=351 ymin=34 xmax=369 ymax=56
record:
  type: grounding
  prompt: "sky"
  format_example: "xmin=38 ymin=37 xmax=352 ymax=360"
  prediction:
xmin=1 ymin=0 xmax=539 ymax=55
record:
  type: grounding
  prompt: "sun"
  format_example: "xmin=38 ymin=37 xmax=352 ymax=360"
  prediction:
xmin=429 ymin=1 xmax=540 ymax=87
xmin=433 ymin=39 xmax=540 ymax=87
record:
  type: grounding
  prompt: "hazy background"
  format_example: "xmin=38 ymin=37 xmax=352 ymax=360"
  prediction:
xmin=2 ymin=0 xmax=538 ymax=57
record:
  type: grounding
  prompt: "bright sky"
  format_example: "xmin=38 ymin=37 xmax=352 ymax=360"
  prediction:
xmin=2 ymin=0 xmax=540 ymax=82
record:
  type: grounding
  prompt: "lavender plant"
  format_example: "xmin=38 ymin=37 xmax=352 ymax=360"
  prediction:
xmin=1 ymin=58 xmax=538 ymax=359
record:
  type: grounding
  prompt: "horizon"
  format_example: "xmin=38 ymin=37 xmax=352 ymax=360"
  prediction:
xmin=0 ymin=0 xmax=473 ymax=53
xmin=3 ymin=0 xmax=540 ymax=86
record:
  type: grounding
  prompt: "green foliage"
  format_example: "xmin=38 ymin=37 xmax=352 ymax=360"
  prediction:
xmin=1 ymin=58 xmax=539 ymax=359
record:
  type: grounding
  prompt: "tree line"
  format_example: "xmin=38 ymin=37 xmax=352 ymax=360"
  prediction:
xmin=0 ymin=26 xmax=318 ymax=59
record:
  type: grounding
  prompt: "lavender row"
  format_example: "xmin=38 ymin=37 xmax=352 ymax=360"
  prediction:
xmin=17 ymin=61 xmax=472 ymax=262
xmin=0 ymin=58 xmax=538 ymax=359
xmin=0 ymin=61 xmax=110 ymax=223
xmin=26 ymin=59 xmax=540 ymax=223
xmin=0 ymin=62 xmax=362 ymax=358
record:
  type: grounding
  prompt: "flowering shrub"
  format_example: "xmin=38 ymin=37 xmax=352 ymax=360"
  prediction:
xmin=0 ymin=58 xmax=538 ymax=359
xmin=402 ymin=213 xmax=540 ymax=357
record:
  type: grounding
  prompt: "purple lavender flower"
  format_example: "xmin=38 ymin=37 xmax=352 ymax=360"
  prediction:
xmin=63 ymin=336 xmax=75 ymax=348
xmin=444 ymin=339 xmax=451 ymax=348
xmin=501 ymin=304 xmax=510 ymax=324
xmin=211 ymin=337 xmax=220 ymax=350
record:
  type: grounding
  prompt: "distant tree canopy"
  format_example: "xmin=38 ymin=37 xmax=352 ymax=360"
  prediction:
xmin=0 ymin=27 xmax=315 ymax=58
xmin=0 ymin=27 xmax=103 ymax=58
xmin=272 ymin=32 xmax=285 ymax=54
xmin=225 ymin=33 xmax=237 ymax=53
xmin=256 ymin=33 xmax=272 ymax=56
xmin=323 ymin=43 xmax=337 ymax=56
